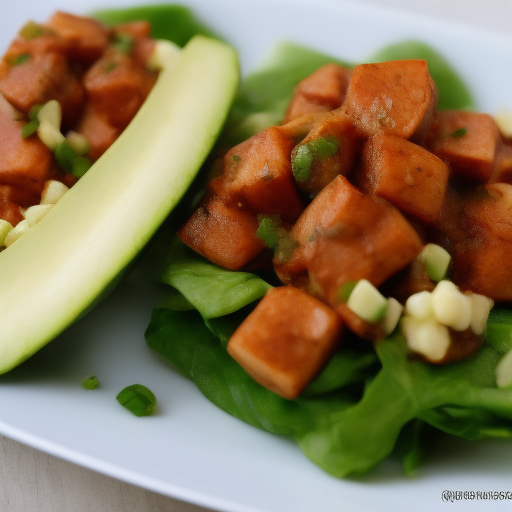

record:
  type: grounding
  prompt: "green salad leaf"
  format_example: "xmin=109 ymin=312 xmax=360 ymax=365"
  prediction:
xmin=142 ymin=38 xmax=501 ymax=478
xmin=92 ymin=4 xmax=219 ymax=47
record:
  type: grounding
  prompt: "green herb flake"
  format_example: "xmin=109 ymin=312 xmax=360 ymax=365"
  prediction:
xmin=19 ymin=21 xmax=44 ymax=40
xmin=232 ymin=154 xmax=241 ymax=163
xmin=308 ymin=136 xmax=339 ymax=159
xmin=28 ymin=104 xmax=43 ymax=120
xmin=21 ymin=119 xmax=39 ymax=139
xmin=450 ymin=127 xmax=467 ymax=138
xmin=54 ymin=141 xmax=93 ymax=178
xmin=292 ymin=144 xmax=314 ymax=182
xmin=11 ymin=53 xmax=31 ymax=67
xmin=116 ymin=384 xmax=157 ymax=417
xmin=103 ymin=61 xmax=119 ymax=74
xmin=81 ymin=375 xmax=99 ymax=390
xmin=292 ymin=137 xmax=339 ymax=183
xmin=112 ymin=32 xmax=134 ymax=55
xmin=338 ymin=280 xmax=359 ymax=302
xmin=256 ymin=215 xmax=282 ymax=251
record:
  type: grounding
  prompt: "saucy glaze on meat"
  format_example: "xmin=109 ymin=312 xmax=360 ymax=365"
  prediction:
xmin=0 ymin=12 xmax=157 ymax=227
xmin=180 ymin=58 xmax=507 ymax=398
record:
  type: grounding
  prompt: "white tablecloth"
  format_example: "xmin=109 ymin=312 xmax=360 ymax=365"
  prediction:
xmin=2 ymin=0 xmax=511 ymax=510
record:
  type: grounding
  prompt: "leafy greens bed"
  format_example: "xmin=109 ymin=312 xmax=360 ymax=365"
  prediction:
xmin=96 ymin=5 xmax=512 ymax=478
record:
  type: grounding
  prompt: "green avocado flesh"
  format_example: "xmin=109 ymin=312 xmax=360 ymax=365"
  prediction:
xmin=0 ymin=36 xmax=239 ymax=374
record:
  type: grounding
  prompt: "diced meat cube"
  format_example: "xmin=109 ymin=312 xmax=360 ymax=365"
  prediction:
xmin=47 ymin=11 xmax=109 ymax=63
xmin=75 ymin=104 xmax=120 ymax=161
xmin=274 ymin=176 xmax=423 ymax=328
xmin=114 ymin=21 xmax=156 ymax=67
xmin=448 ymin=183 xmax=512 ymax=301
xmin=178 ymin=195 xmax=265 ymax=270
xmin=428 ymin=111 xmax=501 ymax=182
xmin=221 ymin=126 xmax=304 ymax=222
xmin=363 ymin=132 xmax=449 ymax=223
xmin=227 ymin=286 xmax=343 ymax=399
xmin=283 ymin=63 xmax=352 ymax=123
xmin=292 ymin=109 xmax=359 ymax=195
xmin=0 ymin=107 xmax=53 ymax=194
xmin=344 ymin=60 xmax=437 ymax=141
xmin=492 ymin=144 xmax=512 ymax=184
xmin=83 ymin=51 xmax=157 ymax=129
xmin=0 ymin=185 xmax=39 ymax=208
xmin=0 ymin=52 xmax=84 ymax=126
xmin=114 ymin=21 xmax=152 ymax=39
xmin=0 ymin=201 xmax=24 ymax=226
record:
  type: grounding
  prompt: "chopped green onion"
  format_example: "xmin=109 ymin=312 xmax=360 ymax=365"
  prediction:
xmin=292 ymin=144 xmax=314 ymax=182
xmin=308 ymin=136 xmax=339 ymax=159
xmin=338 ymin=280 xmax=358 ymax=302
xmin=232 ymin=154 xmax=241 ymax=163
xmin=450 ymin=127 xmax=467 ymax=138
xmin=256 ymin=215 xmax=282 ymax=250
xmin=19 ymin=21 xmax=44 ymax=40
xmin=112 ymin=32 xmax=134 ymax=55
xmin=54 ymin=141 xmax=92 ymax=178
xmin=292 ymin=136 xmax=339 ymax=183
xmin=28 ymin=104 xmax=43 ymax=120
xmin=81 ymin=375 xmax=99 ymax=390
xmin=103 ymin=62 xmax=119 ymax=74
xmin=21 ymin=119 xmax=39 ymax=138
xmin=116 ymin=384 xmax=157 ymax=417
xmin=11 ymin=53 xmax=30 ymax=66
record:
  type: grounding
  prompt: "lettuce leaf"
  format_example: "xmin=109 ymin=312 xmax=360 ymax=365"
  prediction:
xmin=143 ymin=39 xmax=506 ymax=478
xmin=92 ymin=4 xmax=218 ymax=47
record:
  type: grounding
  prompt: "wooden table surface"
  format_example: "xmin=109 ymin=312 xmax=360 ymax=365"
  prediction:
xmin=2 ymin=0 xmax=512 ymax=511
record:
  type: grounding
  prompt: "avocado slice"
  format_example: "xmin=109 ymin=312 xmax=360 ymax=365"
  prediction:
xmin=0 ymin=36 xmax=239 ymax=374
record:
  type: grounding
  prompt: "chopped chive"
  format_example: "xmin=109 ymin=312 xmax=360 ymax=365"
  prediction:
xmin=308 ymin=136 xmax=339 ymax=159
xmin=11 ymin=53 xmax=30 ymax=66
xmin=81 ymin=375 xmax=99 ymax=390
xmin=338 ymin=280 xmax=359 ymax=302
xmin=116 ymin=384 xmax=156 ymax=417
xmin=292 ymin=136 xmax=339 ymax=183
xmin=103 ymin=62 xmax=119 ymax=74
xmin=19 ymin=21 xmax=44 ymax=40
xmin=28 ymin=104 xmax=43 ymax=120
xmin=256 ymin=215 xmax=282 ymax=251
xmin=232 ymin=154 xmax=241 ymax=163
xmin=54 ymin=141 xmax=92 ymax=178
xmin=450 ymin=127 xmax=467 ymax=138
xmin=112 ymin=32 xmax=134 ymax=55
xmin=21 ymin=119 xmax=39 ymax=138
xmin=292 ymin=144 xmax=314 ymax=182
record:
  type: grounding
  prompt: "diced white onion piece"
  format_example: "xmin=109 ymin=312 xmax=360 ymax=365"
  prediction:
xmin=37 ymin=99 xmax=62 ymax=130
xmin=382 ymin=297 xmax=404 ymax=336
xmin=4 ymin=219 xmax=29 ymax=247
xmin=495 ymin=108 xmax=512 ymax=138
xmin=419 ymin=243 xmax=451 ymax=282
xmin=40 ymin=180 xmax=69 ymax=205
xmin=66 ymin=131 xmax=91 ymax=156
xmin=405 ymin=291 xmax=434 ymax=320
xmin=431 ymin=280 xmax=472 ymax=331
xmin=347 ymin=279 xmax=388 ymax=323
xmin=24 ymin=204 xmax=53 ymax=227
xmin=0 ymin=92 xmax=23 ymax=120
xmin=401 ymin=316 xmax=451 ymax=362
xmin=37 ymin=120 xmax=65 ymax=150
xmin=469 ymin=293 xmax=494 ymax=335
xmin=496 ymin=349 xmax=512 ymax=388
xmin=0 ymin=219 xmax=13 ymax=246
xmin=147 ymin=40 xmax=181 ymax=71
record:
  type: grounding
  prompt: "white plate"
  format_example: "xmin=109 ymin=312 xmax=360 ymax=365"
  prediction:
xmin=1 ymin=1 xmax=512 ymax=511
